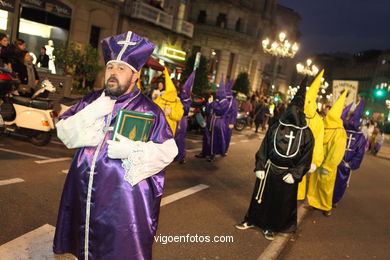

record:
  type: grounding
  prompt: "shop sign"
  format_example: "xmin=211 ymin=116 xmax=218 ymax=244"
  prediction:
xmin=0 ymin=0 xmax=15 ymax=12
xmin=22 ymin=0 xmax=71 ymax=17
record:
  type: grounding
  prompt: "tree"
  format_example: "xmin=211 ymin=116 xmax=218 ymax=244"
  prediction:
xmin=182 ymin=54 xmax=210 ymax=95
xmin=232 ymin=72 xmax=250 ymax=95
xmin=54 ymin=42 xmax=102 ymax=93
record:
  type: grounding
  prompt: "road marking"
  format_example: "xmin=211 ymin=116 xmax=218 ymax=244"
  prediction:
xmin=62 ymin=169 xmax=69 ymax=174
xmin=230 ymin=142 xmax=237 ymax=145
xmin=187 ymin=148 xmax=202 ymax=153
xmin=0 ymin=178 xmax=25 ymax=186
xmin=0 ymin=224 xmax=56 ymax=259
xmin=257 ymin=203 xmax=309 ymax=260
xmin=161 ymin=184 xmax=209 ymax=206
xmin=188 ymin=139 xmax=202 ymax=144
xmin=240 ymin=139 xmax=250 ymax=143
xmin=50 ymin=140 xmax=64 ymax=145
xmin=0 ymin=148 xmax=50 ymax=159
xmin=35 ymin=157 xmax=72 ymax=164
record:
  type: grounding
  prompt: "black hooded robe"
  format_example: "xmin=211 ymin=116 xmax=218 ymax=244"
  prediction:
xmin=244 ymin=85 xmax=314 ymax=233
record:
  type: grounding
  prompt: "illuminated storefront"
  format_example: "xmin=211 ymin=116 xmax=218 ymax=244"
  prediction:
xmin=0 ymin=0 xmax=16 ymax=36
xmin=18 ymin=0 xmax=72 ymax=73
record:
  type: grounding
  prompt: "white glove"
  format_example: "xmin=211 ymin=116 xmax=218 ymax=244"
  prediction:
xmin=255 ymin=170 xmax=265 ymax=179
xmin=107 ymin=133 xmax=134 ymax=159
xmin=228 ymin=124 xmax=234 ymax=129
xmin=82 ymin=92 xmax=116 ymax=121
xmin=344 ymin=162 xmax=350 ymax=168
xmin=208 ymin=96 xmax=213 ymax=103
xmin=283 ymin=173 xmax=294 ymax=184
xmin=319 ymin=167 xmax=329 ymax=175
xmin=164 ymin=107 xmax=172 ymax=115
xmin=309 ymin=163 xmax=317 ymax=173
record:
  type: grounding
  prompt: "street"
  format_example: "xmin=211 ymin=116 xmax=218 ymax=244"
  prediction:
xmin=0 ymin=130 xmax=390 ymax=259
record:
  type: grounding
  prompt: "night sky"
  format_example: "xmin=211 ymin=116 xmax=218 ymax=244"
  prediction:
xmin=278 ymin=0 xmax=390 ymax=59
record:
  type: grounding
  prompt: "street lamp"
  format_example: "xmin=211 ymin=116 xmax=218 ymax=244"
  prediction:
xmin=296 ymin=59 xmax=319 ymax=76
xmin=262 ymin=32 xmax=299 ymax=95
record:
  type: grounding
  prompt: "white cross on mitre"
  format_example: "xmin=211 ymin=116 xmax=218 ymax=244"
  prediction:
xmin=116 ymin=31 xmax=138 ymax=61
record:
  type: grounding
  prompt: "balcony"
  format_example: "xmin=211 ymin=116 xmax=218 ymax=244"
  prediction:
xmin=174 ymin=19 xmax=194 ymax=38
xmin=128 ymin=1 xmax=174 ymax=30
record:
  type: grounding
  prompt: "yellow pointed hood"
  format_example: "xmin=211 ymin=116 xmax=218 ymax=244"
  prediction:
xmin=161 ymin=67 xmax=178 ymax=102
xmin=304 ymin=69 xmax=324 ymax=118
xmin=324 ymin=90 xmax=348 ymax=128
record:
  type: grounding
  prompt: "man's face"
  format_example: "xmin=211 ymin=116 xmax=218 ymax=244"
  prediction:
xmin=105 ymin=62 xmax=138 ymax=97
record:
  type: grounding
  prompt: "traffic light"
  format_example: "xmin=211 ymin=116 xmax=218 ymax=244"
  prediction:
xmin=374 ymin=89 xmax=386 ymax=98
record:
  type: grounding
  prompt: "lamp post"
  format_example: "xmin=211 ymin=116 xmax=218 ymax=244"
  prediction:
xmin=296 ymin=59 xmax=319 ymax=77
xmin=262 ymin=32 xmax=299 ymax=95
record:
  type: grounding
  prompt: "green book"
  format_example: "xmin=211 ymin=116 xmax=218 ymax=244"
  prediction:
xmin=112 ymin=109 xmax=155 ymax=142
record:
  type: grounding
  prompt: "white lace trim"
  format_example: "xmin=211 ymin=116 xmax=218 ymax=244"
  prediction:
xmin=122 ymin=141 xmax=145 ymax=186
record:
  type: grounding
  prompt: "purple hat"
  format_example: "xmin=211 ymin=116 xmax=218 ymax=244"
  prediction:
xmin=101 ymin=31 xmax=155 ymax=72
xmin=216 ymin=76 xmax=226 ymax=99
xmin=179 ymin=71 xmax=195 ymax=100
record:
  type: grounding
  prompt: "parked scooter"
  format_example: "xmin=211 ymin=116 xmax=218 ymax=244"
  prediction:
xmin=0 ymin=69 xmax=58 ymax=146
xmin=187 ymin=95 xmax=206 ymax=132
xmin=234 ymin=110 xmax=250 ymax=131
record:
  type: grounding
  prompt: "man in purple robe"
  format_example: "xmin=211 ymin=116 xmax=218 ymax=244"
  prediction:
xmin=333 ymin=98 xmax=366 ymax=206
xmin=53 ymin=31 xmax=178 ymax=260
xmin=174 ymin=71 xmax=195 ymax=164
xmin=224 ymin=80 xmax=238 ymax=154
xmin=196 ymin=78 xmax=230 ymax=162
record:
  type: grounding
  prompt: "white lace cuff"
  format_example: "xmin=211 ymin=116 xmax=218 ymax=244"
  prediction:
xmin=122 ymin=142 xmax=145 ymax=186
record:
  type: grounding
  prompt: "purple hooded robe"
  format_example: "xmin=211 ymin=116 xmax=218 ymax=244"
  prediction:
xmin=224 ymin=80 xmax=238 ymax=152
xmin=53 ymin=89 xmax=173 ymax=260
xmin=333 ymin=98 xmax=366 ymax=204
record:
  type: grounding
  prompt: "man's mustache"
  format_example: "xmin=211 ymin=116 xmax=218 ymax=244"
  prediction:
xmin=107 ymin=76 xmax=119 ymax=84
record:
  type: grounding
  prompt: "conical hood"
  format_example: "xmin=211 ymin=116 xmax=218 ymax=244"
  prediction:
xmin=349 ymin=97 xmax=364 ymax=130
xmin=179 ymin=71 xmax=195 ymax=100
xmin=161 ymin=67 xmax=178 ymax=102
xmin=341 ymin=102 xmax=353 ymax=123
xmin=216 ymin=76 xmax=226 ymax=100
xmin=324 ymin=90 xmax=348 ymax=128
xmin=304 ymin=69 xmax=324 ymax=118
xmin=226 ymin=80 xmax=234 ymax=97
xmin=280 ymin=77 xmax=307 ymax=127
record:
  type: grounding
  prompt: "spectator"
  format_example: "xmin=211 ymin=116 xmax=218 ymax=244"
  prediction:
xmin=151 ymin=77 xmax=164 ymax=100
xmin=0 ymin=33 xmax=10 ymax=69
xmin=12 ymin=51 xmax=40 ymax=97
xmin=36 ymin=47 xmax=49 ymax=68
xmin=254 ymin=100 xmax=270 ymax=133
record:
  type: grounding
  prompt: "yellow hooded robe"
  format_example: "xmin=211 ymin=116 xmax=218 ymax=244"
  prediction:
xmin=307 ymin=90 xmax=348 ymax=211
xmin=154 ymin=67 xmax=184 ymax=135
xmin=297 ymin=70 xmax=325 ymax=200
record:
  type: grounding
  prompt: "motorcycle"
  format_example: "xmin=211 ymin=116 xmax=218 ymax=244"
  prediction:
xmin=187 ymin=95 xmax=206 ymax=133
xmin=0 ymin=68 xmax=58 ymax=146
xmin=234 ymin=110 xmax=250 ymax=131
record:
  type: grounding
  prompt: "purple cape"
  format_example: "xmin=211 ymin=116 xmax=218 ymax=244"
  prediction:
xmin=201 ymin=99 xmax=230 ymax=156
xmin=333 ymin=129 xmax=366 ymax=204
xmin=53 ymin=89 xmax=173 ymax=260
xmin=174 ymin=96 xmax=191 ymax=161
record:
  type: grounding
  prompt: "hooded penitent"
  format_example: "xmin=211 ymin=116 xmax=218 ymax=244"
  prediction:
xmin=224 ymin=79 xmax=238 ymax=152
xmin=174 ymin=71 xmax=195 ymax=161
xmin=297 ymin=72 xmax=325 ymax=200
xmin=333 ymin=97 xmax=366 ymax=204
xmin=201 ymin=77 xmax=230 ymax=157
xmin=307 ymin=90 xmax=348 ymax=212
xmin=243 ymin=79 xmax=314 ymax=233
xmin=154 ymin=67 xmax=184 ymax=134
xmin=54 ymin=31 xmax=177 ymax=259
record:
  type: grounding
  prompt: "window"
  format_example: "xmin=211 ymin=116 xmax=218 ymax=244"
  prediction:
xmin=197 ymin=10 xmax=206 ymax=24
xmin=235 ymin=18 xmax=241 ymax=32
xmin=216 ymin=13 xmax=227 ymax=28
xmin=89 ymin=26 xmax=101 ymax=49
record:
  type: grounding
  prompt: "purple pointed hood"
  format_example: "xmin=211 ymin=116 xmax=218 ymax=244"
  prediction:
xmin=226 ymin=80 xmax=234 ymax=97
xmin=179 ymin=71 xmax=195 ymax=100
xmin=341 ymin=102 xmax=353 ymax=126
xmin=347 ymin=97 xmax=365 ymax=130
xmin=216 ymin=77 xmax=226 ymax=100
xmin=101 ymin=31 xmax=155 ymax=72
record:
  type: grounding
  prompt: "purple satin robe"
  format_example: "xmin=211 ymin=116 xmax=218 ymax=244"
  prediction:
xmin=224 ymin=96 xmax=238 ymax=152
xmin=333 ymin=130 xmax=366 ymax=204
xmin=174 ymin=97 xmax=191 ymax=161
xmin=53 ymin=89 xmax=173 ymax=260
xmin=201 ymin=99 xmax=230 ymax=156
